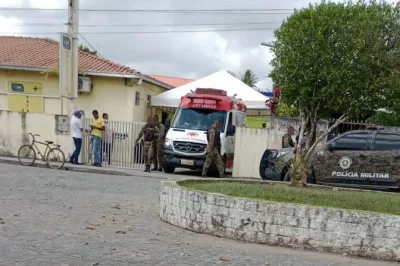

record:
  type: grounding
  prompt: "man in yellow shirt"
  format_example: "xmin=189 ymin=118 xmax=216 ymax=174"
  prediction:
xmin=90 ymin=110 xmax=105 ymax=167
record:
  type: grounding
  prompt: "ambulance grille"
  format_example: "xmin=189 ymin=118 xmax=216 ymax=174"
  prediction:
xmin=173 ymin=141 xmax=206 ymax=153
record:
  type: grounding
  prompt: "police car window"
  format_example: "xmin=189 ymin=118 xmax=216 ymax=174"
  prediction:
xmin=375 ymin=133 xmax=400 ymax=151
xmin=333 ymin=132 xmax=370 ymax=150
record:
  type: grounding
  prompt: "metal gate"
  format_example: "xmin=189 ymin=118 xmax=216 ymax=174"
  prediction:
xmin=81 ymin=118 xmax=146 ymax=169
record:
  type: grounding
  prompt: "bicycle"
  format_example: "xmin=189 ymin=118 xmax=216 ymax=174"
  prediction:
xmin=17 ymin=133 xmax=66 ymax=170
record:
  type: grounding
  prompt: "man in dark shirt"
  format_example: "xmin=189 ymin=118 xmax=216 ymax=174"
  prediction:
xmin=282 ymin=126 xmax=295 ymax=148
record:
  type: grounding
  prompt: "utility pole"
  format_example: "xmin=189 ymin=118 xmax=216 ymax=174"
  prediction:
xmin=68 ymin=0 xmax=79 ymax=111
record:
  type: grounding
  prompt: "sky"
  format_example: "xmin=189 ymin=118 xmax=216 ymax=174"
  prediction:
xmin=0 ymin=0 xmax=357 ymax=91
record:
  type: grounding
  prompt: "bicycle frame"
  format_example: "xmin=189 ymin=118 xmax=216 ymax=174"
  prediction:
xmin=29 ymin=134 xmax=53 ymax=161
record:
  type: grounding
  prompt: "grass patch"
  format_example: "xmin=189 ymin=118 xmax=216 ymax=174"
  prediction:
xmin=246 ymin=116 xmax=268 ymax=128
xmin=181 ymin=180 xmax=400 ymax=216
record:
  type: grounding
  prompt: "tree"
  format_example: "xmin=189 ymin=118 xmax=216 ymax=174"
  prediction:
xmin=367 ymin=109 xmax=400 ymax=126
xmin=240 ymin=69 xmax=259 ymax=89
xmin=79 ymin=45 xmax=97 ymax=56
xmin=270 ymin=0 xmax=400 ymax=187
xmin=276 ymin=102 xmax=298 ymax=117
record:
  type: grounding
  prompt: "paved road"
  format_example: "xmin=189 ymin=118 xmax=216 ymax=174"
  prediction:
xmin=0 ymin=163 xmax=395 ymax=266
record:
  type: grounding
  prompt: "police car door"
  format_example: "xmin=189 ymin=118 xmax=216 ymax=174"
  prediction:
xmin=314 ymin=131 xmax=373 ymax=185
xmin=369 ymin=132 xmax=400 ymax=186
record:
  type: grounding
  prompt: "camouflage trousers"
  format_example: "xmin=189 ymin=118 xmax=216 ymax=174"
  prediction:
xmin=152 ymin=140 xmax=164 ymax=166
xmin=143 ymin=141 xmax=154 ymax=165
xmin=202 ymin=148 xmax=224 ymax=177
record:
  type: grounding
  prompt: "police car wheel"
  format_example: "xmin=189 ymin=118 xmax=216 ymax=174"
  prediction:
xmin=281 ymin=166 xmax=290 ymax=181
xmin=307 ymin=170 xmax=316 ymax=184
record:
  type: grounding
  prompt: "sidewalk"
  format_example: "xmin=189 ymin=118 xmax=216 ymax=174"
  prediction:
xmin=0 ymin=156 xmax=197 ymax=181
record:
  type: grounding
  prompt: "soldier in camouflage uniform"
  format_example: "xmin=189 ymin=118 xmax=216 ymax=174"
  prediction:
xmin=282 ymin=126 xmax=295 ymax=148
xmin=135 ymin=116 xmax=157 ymax=172
xmin=152 ymin=114 xmax=166 ymax=172
xmin=151 ymin=133 xmax=158 ymax=171
xmin=202 ymin=120 xmax=224 ymax=177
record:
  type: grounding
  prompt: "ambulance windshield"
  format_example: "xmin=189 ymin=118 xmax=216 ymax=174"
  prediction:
xmin=172 ymin=108 xmax=227 ymax=132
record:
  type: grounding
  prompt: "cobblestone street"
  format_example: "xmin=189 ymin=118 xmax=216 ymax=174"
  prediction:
xmin=0 ymin=163 xmax=395 ymax=266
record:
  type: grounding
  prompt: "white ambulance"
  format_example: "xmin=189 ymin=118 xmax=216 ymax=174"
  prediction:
xmin=162 ymin=88 xmax=247 ymax=175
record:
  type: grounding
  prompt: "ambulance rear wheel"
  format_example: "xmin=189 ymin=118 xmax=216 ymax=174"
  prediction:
xmin=163 ymin=163 xmax=175 ymax=174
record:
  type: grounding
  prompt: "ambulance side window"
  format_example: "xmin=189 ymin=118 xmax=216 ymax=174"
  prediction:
xmin=234 ymin=112 xmax=240 ymax=127
xmin=236 ymin=113 xmax=245 ymax=127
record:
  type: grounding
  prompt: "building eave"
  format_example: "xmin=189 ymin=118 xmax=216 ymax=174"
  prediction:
xmin=0 ymin=65 xmax=48 ymax=72
xmin=84 ymin=71 xmax=141 ymax=79
xmin=0 ymin=64 xmax=141 ymax=79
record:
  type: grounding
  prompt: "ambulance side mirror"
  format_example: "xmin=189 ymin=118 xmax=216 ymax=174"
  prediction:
xmin=227 ymin=125 xmax=236 ymax=136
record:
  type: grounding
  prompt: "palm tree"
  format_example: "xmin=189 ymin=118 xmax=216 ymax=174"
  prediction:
xmin=240 ymin=69 xmax=258 ymax=89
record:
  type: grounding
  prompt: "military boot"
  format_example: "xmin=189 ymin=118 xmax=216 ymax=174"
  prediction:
xmin=144 ymin=165 xmax=150 ymax=172
xmin=151 ymin=163 xmax=158 ymax=171
xmin=158 ymin=167 xmax=163 ymax=172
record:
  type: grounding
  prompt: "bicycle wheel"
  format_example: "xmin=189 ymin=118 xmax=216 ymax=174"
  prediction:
xmin=46 ymin=147 xmax=65 ymax=169
xmin=17 ymin=145 xmax=36 ymax=166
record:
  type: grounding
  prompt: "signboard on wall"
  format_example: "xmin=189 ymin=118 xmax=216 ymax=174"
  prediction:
xmin=8 ymin=81 xmax=43 ymax=95
xmin=59 ymin=32 xmax=73 ymax=98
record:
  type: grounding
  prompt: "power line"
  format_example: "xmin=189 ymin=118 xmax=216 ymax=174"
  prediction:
xmin=8 ymin=21 xmax=282 ymax=27
xmin=0 ymin=7 xmax=293 ymax=12
xmin=0 ymin=7 xmax=294 ymax=14
xmin=0 ymin=27 xmax=278 ymax=35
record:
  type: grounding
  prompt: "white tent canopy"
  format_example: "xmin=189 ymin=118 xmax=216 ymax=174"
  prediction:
xmin=152 ymin=70 xmax=269 ymax=109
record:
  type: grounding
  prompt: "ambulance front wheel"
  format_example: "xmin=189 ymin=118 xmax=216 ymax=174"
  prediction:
xmin=163 ymin=163 xmax=175 ymax=174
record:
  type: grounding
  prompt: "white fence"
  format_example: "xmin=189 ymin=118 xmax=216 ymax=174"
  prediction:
xmin=81 ymin=119 xmax=146 ymax=169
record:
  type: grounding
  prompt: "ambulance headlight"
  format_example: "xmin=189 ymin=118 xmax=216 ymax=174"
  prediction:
xmin=164 ymin=138 xmax=172 ymax=149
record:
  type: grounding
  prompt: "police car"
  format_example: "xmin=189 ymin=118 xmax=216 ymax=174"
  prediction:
xmin=259 ymin=129 xmax=400 ymax=191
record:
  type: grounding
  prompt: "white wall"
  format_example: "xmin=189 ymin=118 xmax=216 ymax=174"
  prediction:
xmin=0 ymin=111 xmax=73 ymax=158
xmin=232 ymin=127 xmax=282 ymax=178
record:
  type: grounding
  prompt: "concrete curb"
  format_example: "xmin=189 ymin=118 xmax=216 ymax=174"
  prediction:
xmin=0 ymin=157 xmax=169 ymax=179
xmin=159 ymin=179 xmax=400 ymax=262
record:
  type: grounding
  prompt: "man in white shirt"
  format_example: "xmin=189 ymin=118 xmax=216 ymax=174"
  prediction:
xmin=70 ymin=111 xmax=84 ymax=164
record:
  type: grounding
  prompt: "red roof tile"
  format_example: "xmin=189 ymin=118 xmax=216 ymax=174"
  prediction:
xmin=148 ymin=74 xmax=193 ymax=88
xmin=0 ymin=36 xmax=137 ymax=75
